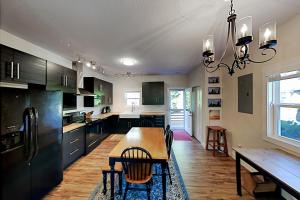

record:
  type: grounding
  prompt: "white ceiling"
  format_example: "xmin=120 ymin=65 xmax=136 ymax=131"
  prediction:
xmin=1 ymin=0 xmax=300 ymax=75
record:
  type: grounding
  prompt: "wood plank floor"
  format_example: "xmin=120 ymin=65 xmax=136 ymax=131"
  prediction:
xmin=44 ymin=134 xmax=253 ymax=200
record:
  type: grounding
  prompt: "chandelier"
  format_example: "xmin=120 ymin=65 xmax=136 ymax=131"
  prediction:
xmin=202 ymin=0 xmax=277 ymax=76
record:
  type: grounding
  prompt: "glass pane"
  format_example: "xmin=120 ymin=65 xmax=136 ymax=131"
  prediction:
xmin=280 ymin=107 xmax=300 ymax=142
xmin=170 ymin=90 xmax=184 ymax=109
xmin=126 ymin=99 xmax=139 ymax=106
xmin=125 ymin=92 xmax=140 ymax=99
xmin=279 ymin=77 xmax=300 ymax=104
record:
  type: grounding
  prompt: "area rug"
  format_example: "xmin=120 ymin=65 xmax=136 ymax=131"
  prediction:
xmin=89 ymin=151 xmax=190 ymax=200
xmin=173 ymin=130 xmax=192 ymax=141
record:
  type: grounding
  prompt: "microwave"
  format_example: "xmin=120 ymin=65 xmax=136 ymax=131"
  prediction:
xmin=63 ymin=93 xmax=77 ymax=110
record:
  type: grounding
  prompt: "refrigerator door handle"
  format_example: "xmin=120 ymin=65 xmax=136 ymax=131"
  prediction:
xmin=23 ymin=108 xmax=34 ymax=162
xmin=32 ymin=107 xmax=39 ymax=159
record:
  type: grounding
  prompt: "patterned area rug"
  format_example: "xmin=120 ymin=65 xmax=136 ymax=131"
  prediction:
xmin=89 ymin=151 xmax=189 ymax=200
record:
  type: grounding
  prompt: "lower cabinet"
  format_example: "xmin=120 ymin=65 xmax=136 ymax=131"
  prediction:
xmin=63 ymin=127 xmax=85 ymax=169
xmin=140 ymin=115 xmax=165 ymax=128
xmin=85 ymin=121 xmax=101 ymax=154
xmin=118 ymin=118 xmax=140 ymax=134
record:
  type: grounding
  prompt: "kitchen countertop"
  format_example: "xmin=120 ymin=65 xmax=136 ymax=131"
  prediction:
xmin=63 ymin=112 xmax=166 ymax=133
xmin=63 ymin=123 xmax=85 ymax=133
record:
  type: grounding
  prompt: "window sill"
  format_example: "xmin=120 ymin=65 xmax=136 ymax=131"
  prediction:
xmin=263 ymin=135 xmax=300 ymax=154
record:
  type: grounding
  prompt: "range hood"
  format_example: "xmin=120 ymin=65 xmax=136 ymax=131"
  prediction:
xmin=73 ymin=61 xmax=96 ymax=96
xmin=77 ymin=88 xmax=96 ymax=96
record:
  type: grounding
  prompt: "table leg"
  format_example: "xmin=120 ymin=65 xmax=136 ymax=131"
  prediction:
xmin=206 ymin=128 xmax=210 ymax=150
xmin=213 ymin=131 xmax=216 ymax=156
xmin=235 ymin=152 xmax=242 ymax=196
xmin=109 ymin=158 xmax=115 ymax=200
xmin=161 ymin=162 xmax=167 ymax=200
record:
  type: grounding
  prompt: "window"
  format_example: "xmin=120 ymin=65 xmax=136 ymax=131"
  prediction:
xmin=267 ymin=70 xmax=300 ymax=144
xmin=125 ymin=92 xmax=140 ymax=106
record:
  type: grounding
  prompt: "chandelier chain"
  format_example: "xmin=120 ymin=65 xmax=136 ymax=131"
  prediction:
xmin=229 ymin=0 xmax=235 ymax=15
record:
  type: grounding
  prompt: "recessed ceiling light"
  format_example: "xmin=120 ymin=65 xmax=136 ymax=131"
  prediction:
xmin=120 ymin=57 xmax=137 ymax=66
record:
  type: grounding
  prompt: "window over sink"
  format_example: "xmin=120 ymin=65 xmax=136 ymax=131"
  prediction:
xmin=125 ymin=91 xmax=141 ymax=106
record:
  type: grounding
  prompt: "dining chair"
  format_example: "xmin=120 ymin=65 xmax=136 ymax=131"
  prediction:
xmin=121 ymin=147 xmax=153 ymax=200
xmin=102 ymin=161 xmax=123 ymax=195
xmin=165 ymin=129 xmax=174 ymax=185
xmin=164 ymin=124 xmax=170 ymax=135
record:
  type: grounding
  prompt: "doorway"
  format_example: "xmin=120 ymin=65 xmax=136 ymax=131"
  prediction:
xmin=191 ymin=86 xmax=203 ymax=143
xmin=169 ymin=89 xmax=185 ymax=129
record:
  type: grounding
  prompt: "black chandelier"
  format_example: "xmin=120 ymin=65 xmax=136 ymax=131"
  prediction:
xmin=202 ymin=0 xmax=277 ymax=76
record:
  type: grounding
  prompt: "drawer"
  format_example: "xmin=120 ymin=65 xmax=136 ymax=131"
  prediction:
xmin=63 ymin=146 xmax=84 ymax=168
xmin=63 ymin=127 xmax=85 ymax=145
xmin=86 ymin=138 xmax=100 ymax=154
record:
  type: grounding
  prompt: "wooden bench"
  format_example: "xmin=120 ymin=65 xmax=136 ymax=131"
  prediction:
xmin=233 ymin=148 xmax=300 ymax=199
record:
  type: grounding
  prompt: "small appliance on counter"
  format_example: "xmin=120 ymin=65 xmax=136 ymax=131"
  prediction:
xmin=101 ymin=106 xmax=111 ymax=114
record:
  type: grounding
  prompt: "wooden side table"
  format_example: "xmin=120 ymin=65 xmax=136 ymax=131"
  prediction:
xmin=206 ymin=126 xmax=228 ymax=156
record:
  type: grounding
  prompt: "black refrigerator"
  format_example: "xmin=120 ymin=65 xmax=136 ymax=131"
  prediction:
xmin=0 ymin=86 xmax=63 ymax=200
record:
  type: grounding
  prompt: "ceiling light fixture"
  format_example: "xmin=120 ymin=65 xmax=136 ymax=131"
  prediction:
xmin=202 ymin=0 xmax=277 ymax=76
xmin=77 ymin=56 xmax=82 ymax=63
xmin=86 ymin=61 xmax=91 ymax=67
xmin=120 ymin=57 xmax=137 ymax=66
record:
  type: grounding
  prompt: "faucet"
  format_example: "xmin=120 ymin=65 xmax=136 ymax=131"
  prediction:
xmin=131 ymin=102 xmax=135 ymax=113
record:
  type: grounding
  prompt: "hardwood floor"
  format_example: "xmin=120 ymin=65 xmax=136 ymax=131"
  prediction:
xmin=44 ymin=134 xmax=253 ymax=200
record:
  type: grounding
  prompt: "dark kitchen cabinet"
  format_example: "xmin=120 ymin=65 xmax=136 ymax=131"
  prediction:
xmin=118 ymin=118 xmax=139 ymax=134
xmin=142 ymin=82 xmax=164 ymax=105
xmin=140 ymin=115 xmax=165 ymax=128
xmin=83 ymin=77 xmax=113 ymax=107
xmin=46 ymin=61 xmax=77 ymax=93
xmin=63 ymin=127 xmax=85 ymax=169
xmin=85 ymin=120 xmax=101 ymax=154
xmin=0 ymin=45 xmax=46 ymax=85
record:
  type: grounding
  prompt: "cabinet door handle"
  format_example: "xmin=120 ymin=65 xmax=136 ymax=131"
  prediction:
xmin=17 ymin=63 xmax=20 ymax=79
xmin=10 ymin=62 xmax=14 ymax=78
xmin=70 ymin=148 xmax=79 ymax=155
xmin=62 ymin=75 xmax=65 ymax=86
xmin=70 ymin=138 xmax=79 ymax=144
xmin=66 ymin=75 xmax=68 ymax=86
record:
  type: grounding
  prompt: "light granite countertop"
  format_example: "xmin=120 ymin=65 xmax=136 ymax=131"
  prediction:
xmin=63 ymin=112 xmax=165 ymax=133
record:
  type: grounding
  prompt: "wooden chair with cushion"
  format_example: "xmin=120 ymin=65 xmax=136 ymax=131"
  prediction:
xmin=165 ymin=129 xmax=174 ymax=185
xmin=121 ymin=147 xmax=153 ymax=200
xmin=102 ymin=161 xmax=123 ymax=195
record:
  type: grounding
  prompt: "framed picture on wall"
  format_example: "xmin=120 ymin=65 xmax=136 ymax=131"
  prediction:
xmin=208 ymin=87 xmax=221 ymax=95
xmin=209 ymin=110 xmax=220 ymax=120
xmin=208 ymin=76 xmax=220 ymax=84
xmin=208 ymin=99 xmax=221 ymax=107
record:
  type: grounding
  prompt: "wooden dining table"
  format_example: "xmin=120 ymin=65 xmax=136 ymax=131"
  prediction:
xmin=108 ymin=127 xmax=169 ymax=200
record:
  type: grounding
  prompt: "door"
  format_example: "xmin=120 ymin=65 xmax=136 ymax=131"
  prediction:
xmin=29 ymin=89 xmax=63 ymax=199
xmin=184 ymin=88 xmax=192 ymax=135
xmin=192 ymin=87 xmax=203 ymax=142
xmin=64 ymin=68 xmax=77 ymax=93
xmin=0 ymin=45 xmax=14 ymax=82
xmin=0 ymin=88 xmax=31 ymax=200
xmin=46 ymin=61 xmax=65 ymax=91
xmin=14 ymin=50 xmax=46 ymax=85
xmin=169 ymin=89 xmax=185 ymax=129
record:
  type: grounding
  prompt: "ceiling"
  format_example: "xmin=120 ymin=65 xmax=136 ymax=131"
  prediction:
xmin=1 ymin=0 xmax=300 ymax=75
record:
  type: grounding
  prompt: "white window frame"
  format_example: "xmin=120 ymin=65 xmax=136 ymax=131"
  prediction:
xmin=124 ymin=91 xmax=141 ymax=106
xmin=266 ymin=70 xmax=300 ymax=153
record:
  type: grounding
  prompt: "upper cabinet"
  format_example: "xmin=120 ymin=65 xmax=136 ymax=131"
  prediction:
xmin=46 ymin=61 xmax=77 ymax=93
xmin=142 ymin=81 xmax=164 ymax=105
xmin=0 ymin=45 xmax=46 ymax=85
xmin=83 ymin=77 xmax=113 ymax=107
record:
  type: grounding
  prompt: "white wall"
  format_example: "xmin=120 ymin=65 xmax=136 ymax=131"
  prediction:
xmin=112 ymin=75 xmax=188 ymax=124
xmin=221 ymin=13 xmax=300 ymax=156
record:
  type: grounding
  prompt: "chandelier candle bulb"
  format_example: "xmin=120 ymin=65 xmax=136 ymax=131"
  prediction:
xmin=236 ymin=16 xmax=253 ymax=46
xmin=259 ymin=21 xmax=277 ymax=49
xmin=202 ymin=35 xmax=214 ymax=57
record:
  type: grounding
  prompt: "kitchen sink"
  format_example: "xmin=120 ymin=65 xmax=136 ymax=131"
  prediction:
xmin=119 ymin=112 xmax=140 ymax=119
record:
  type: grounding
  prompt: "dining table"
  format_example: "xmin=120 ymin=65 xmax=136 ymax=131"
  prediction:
xmin=108 ymin=127 xmax=169 ymax=200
